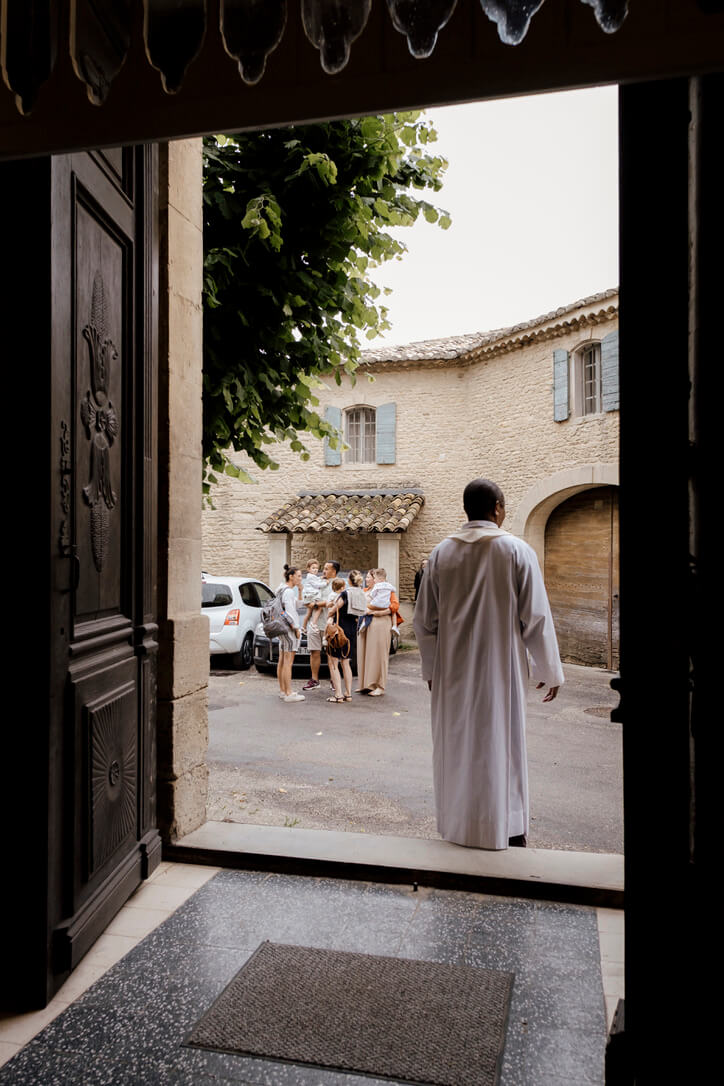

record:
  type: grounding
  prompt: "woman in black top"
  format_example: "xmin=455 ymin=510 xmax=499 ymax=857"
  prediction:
xmin=326 ymin=571 xmax=361 ymax=700
xmin=414 ymin=558 xmax=428 ymax=602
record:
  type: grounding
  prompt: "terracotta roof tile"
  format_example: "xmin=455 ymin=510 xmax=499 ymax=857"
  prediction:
xmin=257 ymin=490 xmax=425 ymax=534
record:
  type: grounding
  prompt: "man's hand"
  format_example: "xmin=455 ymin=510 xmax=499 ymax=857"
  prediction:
xmin=536 ymin=682 xmax=559 ymax=702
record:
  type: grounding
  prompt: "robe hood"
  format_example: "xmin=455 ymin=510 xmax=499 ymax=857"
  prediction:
xmin=448 ymin=520 xmax=509 ymax=544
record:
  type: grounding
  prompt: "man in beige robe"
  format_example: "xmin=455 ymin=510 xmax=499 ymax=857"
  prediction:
xmin=414 ymin=478 xmax=564 ymax=850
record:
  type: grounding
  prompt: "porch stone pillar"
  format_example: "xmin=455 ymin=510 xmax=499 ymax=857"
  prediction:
xmin=156 ymin=139 xmax=208 ymax=842
xmin=377 ymin=535 xmax=400 ymax=595
xmin=268 ymin=533 xmax=291 ymax=588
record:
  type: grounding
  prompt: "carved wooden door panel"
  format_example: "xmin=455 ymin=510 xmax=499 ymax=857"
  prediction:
xmin=49 ymin=147 xmax=160 ymax=992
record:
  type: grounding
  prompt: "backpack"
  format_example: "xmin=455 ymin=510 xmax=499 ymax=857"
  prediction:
xmin=345 ymin=586 xmax=367 ymax=616
xmin=326 ymin=622 xmax=350 ymax=658
xmin=261 ymin=590 xmax=294 ymax=638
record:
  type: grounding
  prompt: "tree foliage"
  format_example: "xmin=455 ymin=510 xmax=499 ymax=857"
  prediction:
xmin=202 ymin=113 xmax=450 ymax=491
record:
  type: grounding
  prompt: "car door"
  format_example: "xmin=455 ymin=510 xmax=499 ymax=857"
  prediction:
xmin=253 ymin=582 xmax=276 ymax=610
xmin=202 ymin=580 xmax=235 ymax=641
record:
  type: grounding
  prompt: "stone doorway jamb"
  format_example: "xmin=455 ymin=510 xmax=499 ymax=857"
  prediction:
xmin=376 ymin=535 xmax=400 ymax=591
xmin=269 ymin=533 xmax=292 ymax=589
xmin=156 ymin=139 xmax=209 ymax=843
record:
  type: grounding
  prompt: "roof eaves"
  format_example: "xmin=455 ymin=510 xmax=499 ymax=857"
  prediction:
xmin=359 ymin=288 xmax=619 ymax=368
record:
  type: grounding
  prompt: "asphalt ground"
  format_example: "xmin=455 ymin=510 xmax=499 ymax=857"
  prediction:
xmin=206 ymin=648 xmax=623 ymax=853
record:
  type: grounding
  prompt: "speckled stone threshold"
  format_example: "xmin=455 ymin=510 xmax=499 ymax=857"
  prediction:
xmin=165 ymin=823 xmax=624 ymax=908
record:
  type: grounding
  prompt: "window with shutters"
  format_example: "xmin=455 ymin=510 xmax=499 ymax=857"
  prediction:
xmin=344 ymin=406 xmax=376 ymax=463
xmin=324 ymin=401 xmax=396 ymax=465
xmin=580 ymin=343 xmax=602 ymax=415
xmin=552 ymin=331 xmax=618 ymax=422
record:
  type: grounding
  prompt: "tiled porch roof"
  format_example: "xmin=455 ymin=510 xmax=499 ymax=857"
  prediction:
xmin=257 ymin=489 xmax=425 ymax=534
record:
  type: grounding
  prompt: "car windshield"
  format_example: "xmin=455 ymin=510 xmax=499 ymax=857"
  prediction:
xmin=202 ymin=583 xmax=233 ymax=608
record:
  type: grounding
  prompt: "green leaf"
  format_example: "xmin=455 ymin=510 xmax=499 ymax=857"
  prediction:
xmin=201 ymin=116 xmax=448 ymax=484
xmin=224 ymin=461 xmax=257 ymax=484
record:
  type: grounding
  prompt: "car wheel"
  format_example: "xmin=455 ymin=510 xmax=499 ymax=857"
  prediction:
xmin=228 ymin=633 xmax=254 ymax=670
xmin=240 ymin=632 xmax=254 ymax=669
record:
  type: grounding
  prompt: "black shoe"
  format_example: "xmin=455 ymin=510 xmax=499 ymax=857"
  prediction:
xmin=508 ymin=834 xmax=527 ymax=848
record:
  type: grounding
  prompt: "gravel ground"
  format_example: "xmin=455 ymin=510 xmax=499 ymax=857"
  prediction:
xmin=206 ymin=647 xmax=622 ymax=851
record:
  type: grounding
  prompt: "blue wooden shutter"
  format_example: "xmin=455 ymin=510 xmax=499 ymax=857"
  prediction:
xmin=601 ymin=329 xmax=620 ymax=412
xmin=553 ymin=349 xmax=569 ymax=421
xmin=323 ymin=405 xmax=342 ymax=465
xmin=375 ymin=402 xmax=396 ymax=464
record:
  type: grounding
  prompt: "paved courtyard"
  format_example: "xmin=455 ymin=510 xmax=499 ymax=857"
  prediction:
xmin=206 ymin=649 xmax=622 ymax=853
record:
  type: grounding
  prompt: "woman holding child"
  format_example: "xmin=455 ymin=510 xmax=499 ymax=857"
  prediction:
xmin=356 ymin=567 xmax=399 ymax=697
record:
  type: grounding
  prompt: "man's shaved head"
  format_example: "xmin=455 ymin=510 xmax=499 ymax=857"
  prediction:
xmin=463 ymin=478 xmax=505 ymax=522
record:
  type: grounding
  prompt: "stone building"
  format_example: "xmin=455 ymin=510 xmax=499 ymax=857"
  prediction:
xmin=202 ymin=288 xmax=620 ymax=666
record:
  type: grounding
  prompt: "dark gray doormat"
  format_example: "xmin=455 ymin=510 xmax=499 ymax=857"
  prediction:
xmin=186 ymin=941 xmax=514 ymax=1086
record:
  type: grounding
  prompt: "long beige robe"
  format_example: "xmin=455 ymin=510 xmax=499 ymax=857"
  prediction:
xmin=357 ymin=614 xmax=392 ymax=692
xmin=413 ymin=520 xmax=564 ymax=850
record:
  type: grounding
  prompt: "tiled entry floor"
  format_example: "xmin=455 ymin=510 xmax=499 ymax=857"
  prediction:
xmin=0 ymin=863 xmax=624 ymax=1085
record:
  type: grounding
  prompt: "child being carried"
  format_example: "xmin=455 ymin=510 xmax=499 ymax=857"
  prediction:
xmin=367 ymin=579 xmax=394 ymax=609
xmin=358 ymin=570 xmax=396 ymax=633
xmin=301 ymin=559 xmax=330 ymax=632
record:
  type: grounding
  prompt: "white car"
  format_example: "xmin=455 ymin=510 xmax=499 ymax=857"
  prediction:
xmin=202 ymin=574 xmax=276 ymax=670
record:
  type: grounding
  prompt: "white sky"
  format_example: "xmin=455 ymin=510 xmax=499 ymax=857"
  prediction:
xmin=368 ymin=85 xmax=619 ymax=348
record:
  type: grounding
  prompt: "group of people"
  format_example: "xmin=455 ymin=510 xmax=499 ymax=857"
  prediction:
xmin=274 ymin=475 xmax=565 ymax=854
xmin=275 ymin=560 xmax=402 ymax=704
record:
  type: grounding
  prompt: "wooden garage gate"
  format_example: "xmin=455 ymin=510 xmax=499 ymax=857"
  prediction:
xmin=544 ymin=486 xmax=619 ymax=670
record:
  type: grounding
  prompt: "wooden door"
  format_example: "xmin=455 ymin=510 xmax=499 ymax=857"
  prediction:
xmin=47 ymin=147 xmax=160 ymax=997
xmin=544 ymin=487 xmax=620 ymax=669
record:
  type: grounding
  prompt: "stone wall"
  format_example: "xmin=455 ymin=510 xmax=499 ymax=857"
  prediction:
xmin=202 ymin=297 xmax=619 ymax=599
xmin=291 ymin=534 xmax=379 ymax=578
xmin=157 ymin=139 xmax=208 ymax=842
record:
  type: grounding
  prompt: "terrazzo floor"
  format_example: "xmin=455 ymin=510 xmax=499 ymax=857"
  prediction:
xmin=0 ymin=863 xmax=624 ymax=1086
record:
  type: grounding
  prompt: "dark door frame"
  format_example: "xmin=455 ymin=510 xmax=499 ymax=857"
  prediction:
xmin=1 ymin=5 xmax=721 ymax=1079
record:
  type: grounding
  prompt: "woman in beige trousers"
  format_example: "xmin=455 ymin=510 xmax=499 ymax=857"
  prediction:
xmin=356 ymin=570 xmax=399 ymax=696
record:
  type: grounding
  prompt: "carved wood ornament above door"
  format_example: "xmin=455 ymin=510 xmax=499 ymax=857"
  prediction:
xmin=3 ymin=0 xmax=631 ymax=114
xmin=1 ymin=2 xmax=722 ymax=159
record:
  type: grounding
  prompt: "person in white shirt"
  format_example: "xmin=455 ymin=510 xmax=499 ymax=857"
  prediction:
xmin=358 ymin=569 xmax=395 ymax=634
xmin=366 ymin=577 xmax=394 ymax=609
xmin=277 ymin=565 xmax=305 ymax=703
xmin=301 ymin=558 xmax=330 ymax=632
xmin=414 ymin=478 xmax=564 ymax=849
xmin=303 ymin=560 xmax=340 ymax=691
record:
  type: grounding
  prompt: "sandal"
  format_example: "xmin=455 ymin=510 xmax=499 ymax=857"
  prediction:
xmin=326 ymin=695 xmax=345 ymax=703
xmin=343 ymin=694 xmax=352 ymax=701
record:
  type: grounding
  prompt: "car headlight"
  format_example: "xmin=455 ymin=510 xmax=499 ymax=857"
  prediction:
xmin=255 ymin=622 xmax=265 ymax=636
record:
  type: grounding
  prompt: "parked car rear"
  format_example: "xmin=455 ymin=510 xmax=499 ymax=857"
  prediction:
xmin=202 ymin=574 xmax=276 ymax=669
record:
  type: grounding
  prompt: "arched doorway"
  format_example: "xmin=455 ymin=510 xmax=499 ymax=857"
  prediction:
xmin=544 ymin=486 xmax=619 ymax=669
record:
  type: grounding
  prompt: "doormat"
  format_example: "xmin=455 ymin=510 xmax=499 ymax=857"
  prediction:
xmin=186 ymin=941 xmax=514 ymax=1086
